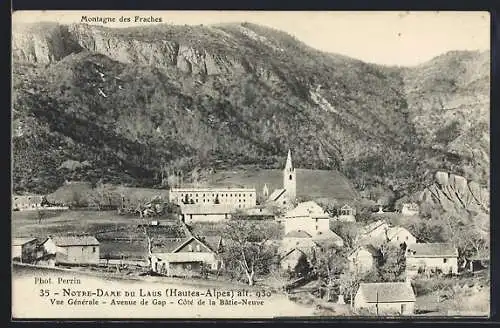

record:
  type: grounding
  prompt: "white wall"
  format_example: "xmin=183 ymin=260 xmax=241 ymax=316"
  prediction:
xmin=12 ymin=246 xmax=22 ymax=259
xmin=170 ymin=189 xmax=256 ymax=208
xmin=407 ymin=256 xmax=458 ymax=274
xmin=284 ymin=216 xmax=329 ymax=235
xmin=349 ymin=249 xmax=375 ymax=274
xmin=390 ymin=230 xmax=417 ymax=245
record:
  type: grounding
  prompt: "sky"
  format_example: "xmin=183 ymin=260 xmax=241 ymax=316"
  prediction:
xmin=12 ymin=11 xmax=490 ymax=66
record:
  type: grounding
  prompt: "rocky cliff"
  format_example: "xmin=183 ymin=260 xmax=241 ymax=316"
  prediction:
xmin=421 ymin=171 xmax=489 ymax=215
xmin=11 ymin=22 xmax=490 ymax=201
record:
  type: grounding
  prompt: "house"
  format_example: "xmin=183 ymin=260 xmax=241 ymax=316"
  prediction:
xmin=280 ymin=248 xmax=309 ymax=273
xmin=401 ymin=203 xmax=419 ymax=216
xmin=281 ymin=230 xmax=316 ymax=253
xmin=406 ymin=243 xmax=458 ymax=277
xmin=347 ymin=244 xmax=381 ymax=274
xmin=354 ymin=282 xmax=416 ymax=315
xmin=335 ymin=204 xmax=356 ymax=222
xmin=312 ymin=229 xmax=344 ymax=249
xmin=356 ymin=220 xmax=390 ymax=246
xmin=267 ymin=150 xmax=296 ymax=207
xmin=12 ymin=195 xmax=44 ymax=211
xmin=51 ymin=236 xmax=100 ymax=265
xmin=169 ymin=187 xmax=256 ymax=210
xmin=12 ymin=237 xmax=38 ymax=263
xmin=179 ymin=204 xmax=233 ymax=223
xmin=284 ymin=201 xmax=330 ymax=236
xmin=386 ymin=227 xmax=417 ymax=247
xmin=151 ymin=236 xmax=221 ymax=277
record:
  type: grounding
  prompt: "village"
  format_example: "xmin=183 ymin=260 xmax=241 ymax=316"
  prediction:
xmin=11 ymin=150 xmax=489 ymax=316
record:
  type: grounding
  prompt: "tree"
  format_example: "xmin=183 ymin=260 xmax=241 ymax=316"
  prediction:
xmin=293 ymin=253 xmax=311 ymax=279
xmin=311 ymin=246 xmax=347 ymax=300
xmin=36 ymin=210 xmax=45 ymax=224
xmin=338 ymin=271 xmax=362 ymax=308
xmin=331 ymin=222 xmax=360 ymax=249
xmin=377 ymin=242 xmax=406 ymax=282
xmin=222 ymin=219 xmax=276 ymax=286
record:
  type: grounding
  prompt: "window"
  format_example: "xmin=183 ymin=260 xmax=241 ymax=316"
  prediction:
xmin=406 ymin=236 xmax=409 ymax=240
xmin=188 ymin=245 xmax=193 ymax=252
xmin=93 ymin=247 xmax=96 ymax=253
xmin=289 ymin=175 xmax=292 ymax=180
xmin=443 ymin=258 xmax=447 ymax=263
xmin=196 ymin=245 xmax=201 ymax=252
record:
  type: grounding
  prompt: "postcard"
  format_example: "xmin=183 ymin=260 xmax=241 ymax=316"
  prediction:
xmin=11 ymin=10 xmax=490 ymax=319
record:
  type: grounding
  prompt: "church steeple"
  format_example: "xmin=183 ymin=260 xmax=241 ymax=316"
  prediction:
xmin=283 ymin=149 xmax=296 ymax=203
xmin=285 ymin=149 xmax=293 ymax=172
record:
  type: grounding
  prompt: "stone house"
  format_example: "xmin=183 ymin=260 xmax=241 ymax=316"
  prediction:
xmin=279 ymin=248 xmax=309 ymax=273
xmin=151 ymin=236 xmax=221 ymax=277
xmin=347 ymin=244 xmax=381 ymax=274
xmin=356 ymin=220 xmax=390 ymax=246
xmin=386 ymin=227 xmax=417 ymax=247
xmin=354 ymin=282 xmax=416 ymax=315
xmin=401 ymin=203 xmax=419 ymax=216
xmin=284 ymin=201 xmax=330 ymax=236
xmin=406 ymin=243 xmax=459 ymax=277
xmin=51 ymin=236 xmax=100 ymax=265
xmin=12 ymin=237 xmax=38 ymax=263
xmin=335 ymin=204 xmax=356 ymax=222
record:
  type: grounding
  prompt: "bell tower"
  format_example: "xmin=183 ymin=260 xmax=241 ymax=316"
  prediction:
xmin=283 ymin=149 xmax=296 ymax=202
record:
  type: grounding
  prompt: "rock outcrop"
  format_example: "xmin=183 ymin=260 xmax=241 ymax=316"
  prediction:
xmin=420 ymin=171 xmax=489 ymax=215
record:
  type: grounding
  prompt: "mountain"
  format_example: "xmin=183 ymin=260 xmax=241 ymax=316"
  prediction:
xmin=11 ymin=22 xmax=490 ymax=201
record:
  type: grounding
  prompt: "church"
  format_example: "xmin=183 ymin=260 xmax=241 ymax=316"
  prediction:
xmin=265 ymin=149 xmax=297 ymax=208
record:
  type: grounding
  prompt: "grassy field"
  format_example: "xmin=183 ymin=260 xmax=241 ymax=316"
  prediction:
xmin=208 ymin=168 xmax=358 ymax=202
xmin=12 ymin=209 xmax=185 ymax=259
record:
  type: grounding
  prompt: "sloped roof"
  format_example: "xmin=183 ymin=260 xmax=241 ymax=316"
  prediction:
xmin=285 ymin=201 xmax=329 ymax=219
xmin=153 ymin=237 xmax=190 ymax=253
xmin=152 ymin=252 xmax=217 ymax=263
xmin=52 ymin=236 xmax=99 ymax=246
xmin=280 ymin=248 xmax=306 ymax=261
xmin=180 ymin=204 xmax=233 ymax=215
xmin=268 ymin=188 xmax=286 ymax=202
xmin=240 ymin=207 xmax=274 ymax=216
xmin=12 ymin=237 xmax=37 ymax=246
xmin=312 ymin=229 xmax=344 ymax=244
xmin=348 ymin=244 xmax=380 ymax=258
xmin=358 ymin=220 xmax=389 ymax=236
xmin=172 ymin=236 xmax=215 ymax=254
xmin=406 ymin=243 xmax=458 ymax=258
xmin=284 ymin=230 xmax=312 ymax=238
xmin=386 ymin=227 xmax=414 ymax=241
xmin=200 ymin=236 xmax=223 ymax=252
xmin=358 ymin=282 xmax=416 ymax=303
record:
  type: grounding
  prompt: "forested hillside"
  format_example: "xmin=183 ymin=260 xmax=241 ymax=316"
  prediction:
xmin=12 ymin=22 xmax=489 ymax=200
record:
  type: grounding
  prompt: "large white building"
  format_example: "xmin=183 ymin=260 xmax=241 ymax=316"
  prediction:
xmin=169 ymin=187 xmax=256 ymax=209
